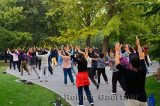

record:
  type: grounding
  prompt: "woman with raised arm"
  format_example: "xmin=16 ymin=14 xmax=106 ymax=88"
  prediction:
xmin=106 ymin=51 xmax=126 ymax=95
xmin=36 ymin=49 xmax=50 ymax=82
xmin=70 ymin=44 xmax=77 ymax=76
xmin=115 ymin=37 xmax=147 ymax=106
xmin=85 ymin=47 xmax=99 ymax=89
xmin=56 ymin=47 xmax=75 ymax=86
xmin=19 ymin=50 xmax=30 ymax=76
xmin=27 ymin=48 xmax=40 ymax=80
xmin=68 ymin=46 xmax=94 ymax=106
xmin=58 ymin=47 xmax=63 ymax=68
xmin=92 ymin=52 xmax=108 ymax=85
xmin=8 ymin=48 xmax=19 ymax=72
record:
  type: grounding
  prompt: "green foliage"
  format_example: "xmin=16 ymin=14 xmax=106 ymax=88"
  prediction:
xmin=102 ymin=15 xmax=122 ymax=36
xmin=0 ymin=26 xmax=32 ymax=51
xmin=129 ymin=0 xmax=160 ymax=58
xmin=0 ymin=0 xmax=25 ymax=29
xmin=0 ymin=0 xmax=159 ymax=60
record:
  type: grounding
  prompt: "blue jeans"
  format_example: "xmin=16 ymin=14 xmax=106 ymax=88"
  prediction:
xmin=78 ymin=85 xmax=93 ymax=105
xmin=58 ymin=56 xmax=63 ymax=66
xmin=71 ymin=61 xmax=76 ymax=75
xmin=63 ymin=68 xmax=74 ymax=84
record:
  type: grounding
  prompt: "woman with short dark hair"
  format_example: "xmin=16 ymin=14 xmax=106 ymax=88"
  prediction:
xmin=66 ymin=46 xmax=94 ymax=106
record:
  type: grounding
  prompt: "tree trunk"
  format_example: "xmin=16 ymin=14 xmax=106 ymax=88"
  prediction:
xmin=86 ymin=36 xmax=90 ymax=47
xmin=102 ymin=36 xmax=109 ymax=53
xmin=120 ymin=34 xmax=124 ymax=44
xmin=102 ymin=0 xmax=115 ymax=53
xmin=86 ymin=13 xmax=91 ymax=47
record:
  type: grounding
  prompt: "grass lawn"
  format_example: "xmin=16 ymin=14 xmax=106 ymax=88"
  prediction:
xmin=0 ymin=62 xmax=70 ymax=106
xmin=145 ymin=75 xmax=160 ymax=106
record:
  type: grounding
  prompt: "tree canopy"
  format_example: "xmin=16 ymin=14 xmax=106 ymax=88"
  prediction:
xmin=0 ymin=0 xmax=159 ymax=58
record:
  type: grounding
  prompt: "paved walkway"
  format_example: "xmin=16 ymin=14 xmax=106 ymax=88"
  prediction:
xmin=6 ymin=61 xmax=159 ymax=106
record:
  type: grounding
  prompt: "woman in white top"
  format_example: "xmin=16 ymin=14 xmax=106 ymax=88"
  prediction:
xmin=36 ymin=50 xmax=50 ymax=82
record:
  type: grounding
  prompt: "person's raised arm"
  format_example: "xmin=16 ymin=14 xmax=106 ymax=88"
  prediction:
xmin=91 ymin=58 xmax=97 ymax=61
xmin=64 ymin=47 xmax=72 ymax=56
xmin=85 ymin=47 xmax=88 ymax=57
xmin=8 ymin=49 xmax=14 ymax=56
xmin=94 ymin=52 xmax=99 ymax=57
xmin=76 ymin=46 xmax=83 ymax=54
xmin=136 ymin=36 xmax=144 ymax=60
xmin=56 ymin=47 xmax=60 ymax=55
xmin=115 ymin=43 xmax=121 ymax=66
xmin=67 ymin=44 xmax=69 ymax=50
xmin=70 ymin=44 xmax=74 ymax=55
xmin=106 ymin=52 xmax=115 ymax=62
xmin=57 ymin=47 xmax=64 ymax=58
xmin=124 ymin=44 xmax=131 ymax=54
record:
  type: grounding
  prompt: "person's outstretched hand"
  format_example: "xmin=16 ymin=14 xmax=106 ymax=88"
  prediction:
xmin=124 ymin=44 xmax=129 ymax=51
xmin=115 ymin=43 xmax=121 ymax=52
xmin=115 ymin=43 xmax=121 ymax=66
xmin=106 ymin=52 xmax=108 ymax=56
xmin=56 ymin=47 xmax=59 ymax=51
xmin=136 ymin=36 xmax=140 ymax=46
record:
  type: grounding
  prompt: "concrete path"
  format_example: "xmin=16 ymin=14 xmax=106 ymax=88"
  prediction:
xmin=6 ymin=61 xmax=159 ymax=106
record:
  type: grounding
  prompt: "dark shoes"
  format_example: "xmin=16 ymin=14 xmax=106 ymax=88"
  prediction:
xmin=97 ymin=84 xmax=99 ymax=90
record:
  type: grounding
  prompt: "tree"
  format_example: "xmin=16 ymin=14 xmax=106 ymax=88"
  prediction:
xmin=0 ymin=0 xmax=32 ymax=51
xmin=129 ymin=0 xmax=160 ymax=58
xmin=45 ymin=0 xmax=105 ymax=47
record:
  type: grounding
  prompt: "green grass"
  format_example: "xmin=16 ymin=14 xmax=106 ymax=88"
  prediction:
xmin=145 ymin=76 xmax=160 ymax=106
xmin=0 ymin=62 xmax=70 ymax=106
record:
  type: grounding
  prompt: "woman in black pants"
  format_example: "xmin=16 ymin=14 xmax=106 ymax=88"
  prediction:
xmin=85 ymin=47 xmax=99 ymax=89
xmin=92 ymin=52 xmax=108 ymax=85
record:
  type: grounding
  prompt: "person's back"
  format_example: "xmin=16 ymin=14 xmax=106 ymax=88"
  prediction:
xmin=29 ymin=55 xmax=36 ymax=66
xmin=10 ymin=52 xmax=18 ymax=62
xmin=97 ymin=58 xmax=105 ymax=68
xmin=55 ymin=50 xmax=58 ymax=57
xmin=59 ymin=53 xmax=71 ymax=68
xmin=36 ymin=51 xmax=50 ymax=65
xmin=20 ymin=52 xmax=26 ymax=61
xmin=115 ymin=37 xmax=147 ymax=105
xmin=117 ymin=60 xmax=146 ymax=102
xmin=51 ymin=50 xmax=55 ymax=58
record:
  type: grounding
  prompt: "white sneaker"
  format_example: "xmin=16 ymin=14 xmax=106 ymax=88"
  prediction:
xmin=59 ymin=66 xmax=60 ymax=68
xmin=111 ymin=92 xmax=116 ymax=95
xmin=77 ymin=104 xmax=83 ymax=106
xmin=63 ymin=84 xmax=67 ymax=86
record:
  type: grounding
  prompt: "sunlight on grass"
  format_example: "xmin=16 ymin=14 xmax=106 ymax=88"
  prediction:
xmin=0 ymin=62 xmax=70 ymax=106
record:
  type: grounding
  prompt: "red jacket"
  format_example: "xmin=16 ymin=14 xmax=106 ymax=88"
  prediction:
xmin=76 ymin=71 xmax=90 ymax=87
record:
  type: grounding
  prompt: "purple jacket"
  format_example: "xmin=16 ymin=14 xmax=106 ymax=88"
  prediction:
xmin=19 ymin=53 xmax=26 ymax=61
xmin=120 ymin=57 xmax=131 ymax=69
